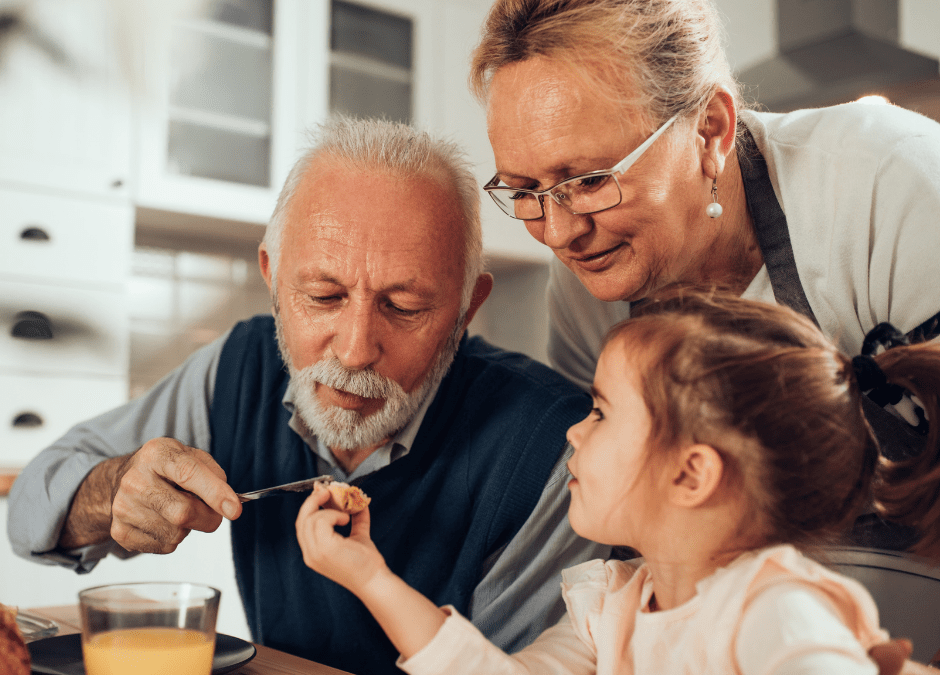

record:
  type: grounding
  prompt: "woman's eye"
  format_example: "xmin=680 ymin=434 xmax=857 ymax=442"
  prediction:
xmin=575 ymin=175 xmax=611 ymax=191
xmin=509 ymin=189 xmax=537 ymax=201
xmin=590 ymin=407 xmax=604 ymax=421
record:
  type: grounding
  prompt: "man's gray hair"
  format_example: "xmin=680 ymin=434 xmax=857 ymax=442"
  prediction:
xmin=264 ymin=116 xmax=484 ymax=311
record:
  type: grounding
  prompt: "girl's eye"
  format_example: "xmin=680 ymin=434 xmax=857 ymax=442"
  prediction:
xmin=590 ymin=407 xmax=604 ymax=421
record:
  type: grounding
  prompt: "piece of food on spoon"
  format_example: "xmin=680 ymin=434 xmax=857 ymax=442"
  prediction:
xmin=326 ymin=482 xmax=371 ymax=514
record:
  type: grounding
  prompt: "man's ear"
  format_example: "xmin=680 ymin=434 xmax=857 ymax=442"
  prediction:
xmin=461 ymin=273 xmax=494 ymax=330
xmin=698 ymin=87 xmax=737 ymax=180
xmin=668 ymin=443 xmax=725 ymax=508
xmin=259 ymin=243 xmax=273 ymax=291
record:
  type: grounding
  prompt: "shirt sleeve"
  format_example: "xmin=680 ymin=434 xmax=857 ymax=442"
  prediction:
xmin=399 ymin=607 xmax=595 ymax=675
xmin=467 ymin=442 xmax=611 ymax=652
xmin=868 ymin=130 xmax=940 ymax=337
xmin=736 ymin=582 xmax=879 ymax=675
xmin=5 ymin=330 xmax=230 ymax=571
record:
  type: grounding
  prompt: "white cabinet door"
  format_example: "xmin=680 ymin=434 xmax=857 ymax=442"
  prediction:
xmin=0 ymin=281 xmax=128 ymax=378
xmin=0 ymin=0 xmax=132 ymax=199
xmin=134 ymin=0 xmax=304 ymax=227
xmin=0 ymin=373 xmax=127 ymax=468
xmin=0 ymin=186 xmax=133 ymax=287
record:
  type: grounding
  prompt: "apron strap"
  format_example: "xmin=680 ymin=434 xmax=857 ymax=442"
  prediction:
xmin=738 ymin=128 xmax=819 ymax=326
xmin=738 ymin=129 xmax=934 ymax=454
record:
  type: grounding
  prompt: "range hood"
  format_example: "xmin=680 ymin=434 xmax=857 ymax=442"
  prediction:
xmin=737 ymin=0 xmax=940 ymax=112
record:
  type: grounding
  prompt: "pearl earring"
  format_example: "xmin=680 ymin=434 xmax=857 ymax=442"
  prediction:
xmin=705 ymin=178 xmax=723 ymax=218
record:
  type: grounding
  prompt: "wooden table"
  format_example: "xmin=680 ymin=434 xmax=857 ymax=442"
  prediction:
xmin=27 ymin=606 xmax=353 ymax=675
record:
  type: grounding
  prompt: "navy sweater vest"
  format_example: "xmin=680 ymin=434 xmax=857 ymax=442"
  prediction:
xmin=209 ymin=316 xmax=590 ymax=675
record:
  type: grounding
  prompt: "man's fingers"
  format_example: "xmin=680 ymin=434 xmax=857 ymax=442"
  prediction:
xmin=156 ymin=443 xmax=241 ymax=521
xmin=193 ymin=448 xmax=228 ymax=481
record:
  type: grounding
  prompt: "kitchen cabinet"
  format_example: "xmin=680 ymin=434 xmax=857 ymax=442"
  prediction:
xmin=133 ymin=0 xmax=551 ymax=263
xmin=134 ymin=0 xmax=304 ymax=228
xmin=0 ymin=0 xmax=135 ymax=474
xmin=0 ymin=185 xmax=132 ymax=470
xmin=0 ymin=0 xmax=132 ymax=199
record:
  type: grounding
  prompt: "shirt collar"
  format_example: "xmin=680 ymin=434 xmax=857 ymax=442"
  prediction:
xmin=281 ymin=375 xmax=442 ymax=481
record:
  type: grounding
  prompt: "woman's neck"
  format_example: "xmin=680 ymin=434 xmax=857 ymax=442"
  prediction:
xmin=694 ymin=153 xmax=763 ymax=296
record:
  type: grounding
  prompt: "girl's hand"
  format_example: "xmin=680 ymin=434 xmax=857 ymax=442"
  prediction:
xmin=295 ymin=483 xmax=387 ymax=595
xmin=297 ymin=484 xmax=447 ymax=659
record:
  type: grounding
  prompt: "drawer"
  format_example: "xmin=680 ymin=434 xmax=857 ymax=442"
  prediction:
xmin=0 ymin=186 xmax=133 ymax=286
xmin=0 ymin=279 xmax=128 ymax=377
xmin=0 ymin=372 xmax=127 ymax=468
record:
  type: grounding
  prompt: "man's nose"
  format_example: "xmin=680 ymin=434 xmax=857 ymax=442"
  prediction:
xmin=539 ymin=195 xmax=593 ymax=250
xmin=332 ymin=303 xmax=381 ymax=370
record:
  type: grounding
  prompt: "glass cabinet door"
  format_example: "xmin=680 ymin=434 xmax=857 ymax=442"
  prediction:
xmin=134 ymin=0 xmax=301 ymax=229
xmin=167 ymin=0 xmax=275 ymax=187
xmin=329 ymin=0 xmax=413 ymax=123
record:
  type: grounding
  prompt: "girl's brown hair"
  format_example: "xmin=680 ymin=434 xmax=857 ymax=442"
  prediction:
xmin=608 ymin=286 xmax=940 ymax=554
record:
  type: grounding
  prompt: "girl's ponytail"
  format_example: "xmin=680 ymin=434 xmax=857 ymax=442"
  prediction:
xmin=868 ymin=337 xmax=940 ymax=556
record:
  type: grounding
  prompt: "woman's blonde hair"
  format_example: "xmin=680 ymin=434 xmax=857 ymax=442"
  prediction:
xmin=608 ymin=286 xmax=940 ymax=555
xmin=470 ymin=0 xmax=743 ymax=128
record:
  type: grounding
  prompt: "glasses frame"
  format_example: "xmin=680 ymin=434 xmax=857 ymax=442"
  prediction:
xmin=483 ymin=113 xmax=679 ymax=221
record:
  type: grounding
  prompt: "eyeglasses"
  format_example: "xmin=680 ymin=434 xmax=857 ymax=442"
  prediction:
xmin=483 ymin=114 xmax=679 ymax=221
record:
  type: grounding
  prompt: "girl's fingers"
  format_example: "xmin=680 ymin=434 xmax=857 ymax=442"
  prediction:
xmin=349 ymin=506 xmax=371 ymax=540
xmin=297 ymin=484 xmax=333 ymax=519
xmin=314 ymin=508 xmax=351 ymax=534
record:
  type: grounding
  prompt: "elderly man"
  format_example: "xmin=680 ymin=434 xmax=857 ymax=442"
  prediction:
xmin=7 ymin=117 xmax=606 ymax=674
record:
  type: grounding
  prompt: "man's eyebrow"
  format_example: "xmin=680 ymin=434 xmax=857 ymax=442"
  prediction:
xmin=384 ymin=282 xmax=438 ymax=302
xmin=589 ymin=386 xmax=608 ymax=404
xmin=297 ymin=273 xmax=437 ymax=300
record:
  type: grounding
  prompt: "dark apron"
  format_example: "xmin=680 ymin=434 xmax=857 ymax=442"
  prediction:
xmin=738 ymin=128 xmax=937 ymax=550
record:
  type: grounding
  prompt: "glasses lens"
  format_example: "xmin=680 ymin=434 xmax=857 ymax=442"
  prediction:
xmin=488 ymin=189 xmax=543 ymax=220
xmin=552 ymin=174 xmax=621 ymax=215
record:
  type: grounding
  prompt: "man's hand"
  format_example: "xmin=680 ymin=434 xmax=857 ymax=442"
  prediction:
xmin=59 ymin=438 xmax=242 ymax=553
xmin=295 ymin=484 xmax=386 ymax=595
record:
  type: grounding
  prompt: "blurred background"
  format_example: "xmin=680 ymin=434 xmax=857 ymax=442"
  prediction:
xmin=2 ymin=0 xmax=939 ymax=640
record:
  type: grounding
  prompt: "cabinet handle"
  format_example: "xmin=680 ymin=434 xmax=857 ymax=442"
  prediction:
xmin=20 ymin=226 xmax=51 ymax=242
xmin=11 ymin=311 xmax=53 ymax=340
xmin=12 ymin=412 xmax=44 ymax=429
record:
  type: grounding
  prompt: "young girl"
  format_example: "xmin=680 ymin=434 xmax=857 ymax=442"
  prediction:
xmin=295 ymin=287 xmax=940 ymax=674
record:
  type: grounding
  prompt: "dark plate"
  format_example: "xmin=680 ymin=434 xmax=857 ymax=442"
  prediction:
xmin=28 ymin=632 xmax=256 ymax=675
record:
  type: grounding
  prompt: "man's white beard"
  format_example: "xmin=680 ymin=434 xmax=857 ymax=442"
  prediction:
xmin=275 ymin=313 xmax=463 ymax=452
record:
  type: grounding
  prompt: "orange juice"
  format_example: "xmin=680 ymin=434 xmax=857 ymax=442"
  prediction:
xmin=82 ymin=627 xmax=214 ymax=675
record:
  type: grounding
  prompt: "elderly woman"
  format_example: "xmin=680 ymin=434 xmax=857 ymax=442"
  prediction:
xmin=468 ymin=3 xmax=940 ymax=671
xmin=470 ymin=0 xmax=940 ymax=504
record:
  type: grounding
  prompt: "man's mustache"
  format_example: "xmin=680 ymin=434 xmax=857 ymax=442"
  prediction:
xmin=299 ymin=357 xmax=403 ymax=401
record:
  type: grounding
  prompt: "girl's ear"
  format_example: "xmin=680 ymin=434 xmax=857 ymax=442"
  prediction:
xmin=667 ymin=444 xmax=725 ymax=508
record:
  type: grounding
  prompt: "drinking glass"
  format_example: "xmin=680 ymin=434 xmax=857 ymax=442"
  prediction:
xmin=79 ymin=582 xmax=220 ymax=675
